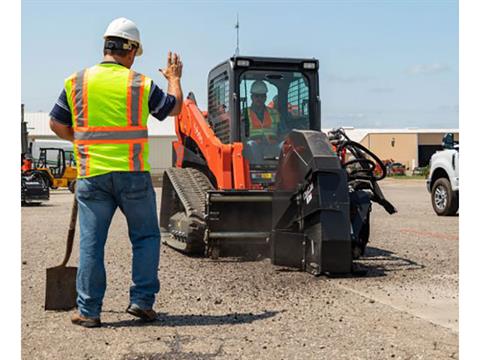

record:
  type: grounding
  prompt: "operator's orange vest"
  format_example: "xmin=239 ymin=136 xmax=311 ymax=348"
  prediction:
xmin=249 ymin=108 xmax=272 ymax=128
xmin=248 ymin=108 xmax=279 ymax=138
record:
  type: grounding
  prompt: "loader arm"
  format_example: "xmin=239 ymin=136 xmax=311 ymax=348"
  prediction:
xmin=172 ymin=97 xmax=250 ymax=189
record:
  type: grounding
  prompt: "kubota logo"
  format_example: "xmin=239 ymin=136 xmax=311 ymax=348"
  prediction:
xmin=303 ymin=182 xmax=314 ymax=205
xmin=193 ymin=123 xmax=203 ymax=145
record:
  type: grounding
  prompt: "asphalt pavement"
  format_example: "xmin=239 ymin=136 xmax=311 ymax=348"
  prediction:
xmin=21 ymin=178 xmax=458 ymax=359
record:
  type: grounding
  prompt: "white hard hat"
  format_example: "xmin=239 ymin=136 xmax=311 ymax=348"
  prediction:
xmin=104 ymin=17 xmax=143 ymax=56
xmin=251 ymin=80 xmax=268 ymax=95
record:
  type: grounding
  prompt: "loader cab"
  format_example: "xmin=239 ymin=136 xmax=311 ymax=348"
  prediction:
xmin=207 ymin=56 xmax=321 ymax=185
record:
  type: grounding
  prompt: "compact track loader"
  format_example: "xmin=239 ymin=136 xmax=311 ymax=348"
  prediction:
xmin=160 ymin=56 xmax=396 ymax=275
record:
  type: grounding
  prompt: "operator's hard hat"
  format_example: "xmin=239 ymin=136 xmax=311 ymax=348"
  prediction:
xmin=250 ymin=80 xmax=268 ymax=95
xmin=104 ymin=17 xmax=143 ymax=56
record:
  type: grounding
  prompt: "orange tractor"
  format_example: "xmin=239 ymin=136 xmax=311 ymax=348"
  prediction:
xmin=160 ymin=56 xmax=396 ymax=275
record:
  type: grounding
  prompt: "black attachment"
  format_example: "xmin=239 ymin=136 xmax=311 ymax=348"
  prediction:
xmin=206 ymin=191 xmax=273 ymax=258
xmin=271 ymin=130 xmax=352 ymax=275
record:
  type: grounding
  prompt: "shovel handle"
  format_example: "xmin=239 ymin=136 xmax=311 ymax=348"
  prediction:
xmin=60 ymin=194 xmax=78 ymax=267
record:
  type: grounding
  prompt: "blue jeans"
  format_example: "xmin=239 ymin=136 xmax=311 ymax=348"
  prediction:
xmin=75 ymin=171 xmax=160 ymax=318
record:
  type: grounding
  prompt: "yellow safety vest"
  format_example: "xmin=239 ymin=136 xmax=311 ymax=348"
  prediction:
xmin=64 ymin=63 xmax=152 ymax=178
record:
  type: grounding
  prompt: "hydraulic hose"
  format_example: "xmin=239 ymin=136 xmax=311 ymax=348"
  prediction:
xmin=328 ymin=128 xmax=397 ymax=214
xmin=340 ymin=140 xmax=387 ymax=181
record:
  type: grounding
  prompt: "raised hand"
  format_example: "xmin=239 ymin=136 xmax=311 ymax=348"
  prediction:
xmin=159 ymin=51 xmax=183 ymax=81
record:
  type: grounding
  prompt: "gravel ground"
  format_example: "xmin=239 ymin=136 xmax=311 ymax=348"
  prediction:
xmin=21 ymin=178 xmax=458 ymax=359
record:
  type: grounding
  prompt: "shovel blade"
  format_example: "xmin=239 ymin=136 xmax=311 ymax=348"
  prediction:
xmin=45 ymin=266 xmax=77 ymax=310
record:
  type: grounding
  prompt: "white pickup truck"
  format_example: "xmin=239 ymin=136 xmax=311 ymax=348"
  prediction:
xmin=426 ymin=133 xmax=459 ymax=216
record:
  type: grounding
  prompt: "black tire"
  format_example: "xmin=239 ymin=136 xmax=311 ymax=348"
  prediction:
xmin=353 ymin=212 xmax=370 ymax=259
xmin=431 ymin=178 xmax=458 ymax=216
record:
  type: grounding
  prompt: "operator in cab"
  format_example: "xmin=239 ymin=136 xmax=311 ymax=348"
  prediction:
xmin=246 ymin=80 xmax=280 ymax=144
xmin=244 ymin=80 xmax=281 ymax=163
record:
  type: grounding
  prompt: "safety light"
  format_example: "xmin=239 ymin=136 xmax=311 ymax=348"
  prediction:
xmin=236 ymin=59 xmax=250 ymax=67
xmin=303 ymin=62 xmax=316 ymax=69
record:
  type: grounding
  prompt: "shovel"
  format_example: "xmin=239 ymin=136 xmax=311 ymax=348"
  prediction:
xmin=45 ymin=195 xmax=78 ymax=310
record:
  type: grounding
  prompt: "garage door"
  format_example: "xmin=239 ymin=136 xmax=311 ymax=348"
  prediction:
xmin=418 ymin=145 xmax=443 ymax=167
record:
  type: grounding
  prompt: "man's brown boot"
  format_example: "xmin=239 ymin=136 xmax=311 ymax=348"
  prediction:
xmin=126 ymin=304 xmax=157 ymax=322
xmin=71 ymin=311 xmax=101 ymax=328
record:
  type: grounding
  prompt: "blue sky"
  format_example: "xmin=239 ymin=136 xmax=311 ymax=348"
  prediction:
xmin=22 ymin=0 xmax=458 ymax=129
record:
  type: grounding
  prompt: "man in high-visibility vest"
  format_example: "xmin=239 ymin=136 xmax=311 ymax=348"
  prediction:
xmin=49 ymin=17 xmax=183 ymax=328
xmin=243 ymin=80 xmax=280 ymax=163
xmin=246 ymin=80 xmax=280 ymax=144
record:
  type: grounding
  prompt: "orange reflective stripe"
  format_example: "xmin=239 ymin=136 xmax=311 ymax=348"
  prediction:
xmin=71 ymin=74 xmax=77 ymax=120
xmin=74 ymin=138 xmax=148 ymax=145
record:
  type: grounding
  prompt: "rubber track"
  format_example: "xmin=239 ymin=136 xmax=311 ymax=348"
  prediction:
xmin=165 ymin=167 xmax=214 ymax=220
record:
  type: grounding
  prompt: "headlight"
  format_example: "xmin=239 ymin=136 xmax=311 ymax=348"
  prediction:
xmin=303 ymin=62 xmax=316 ymax=69
xmin=236 ymin=59 xmax=250 ymax=67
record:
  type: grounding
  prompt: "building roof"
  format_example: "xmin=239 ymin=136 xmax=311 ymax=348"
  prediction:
xmin=24 ymin=112 xmax=176 ymax=137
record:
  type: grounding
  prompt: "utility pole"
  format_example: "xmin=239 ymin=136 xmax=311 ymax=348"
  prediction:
xmin=235 ymin=13 xmax=240 ymax=56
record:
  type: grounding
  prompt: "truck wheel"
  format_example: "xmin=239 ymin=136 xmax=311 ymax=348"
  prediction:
xmin=431 ymin=178 xmax=458 ymax=216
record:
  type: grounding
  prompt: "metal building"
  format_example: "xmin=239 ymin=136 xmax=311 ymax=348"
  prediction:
xmin=342 ymin=128 xmax=459 ymax=170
